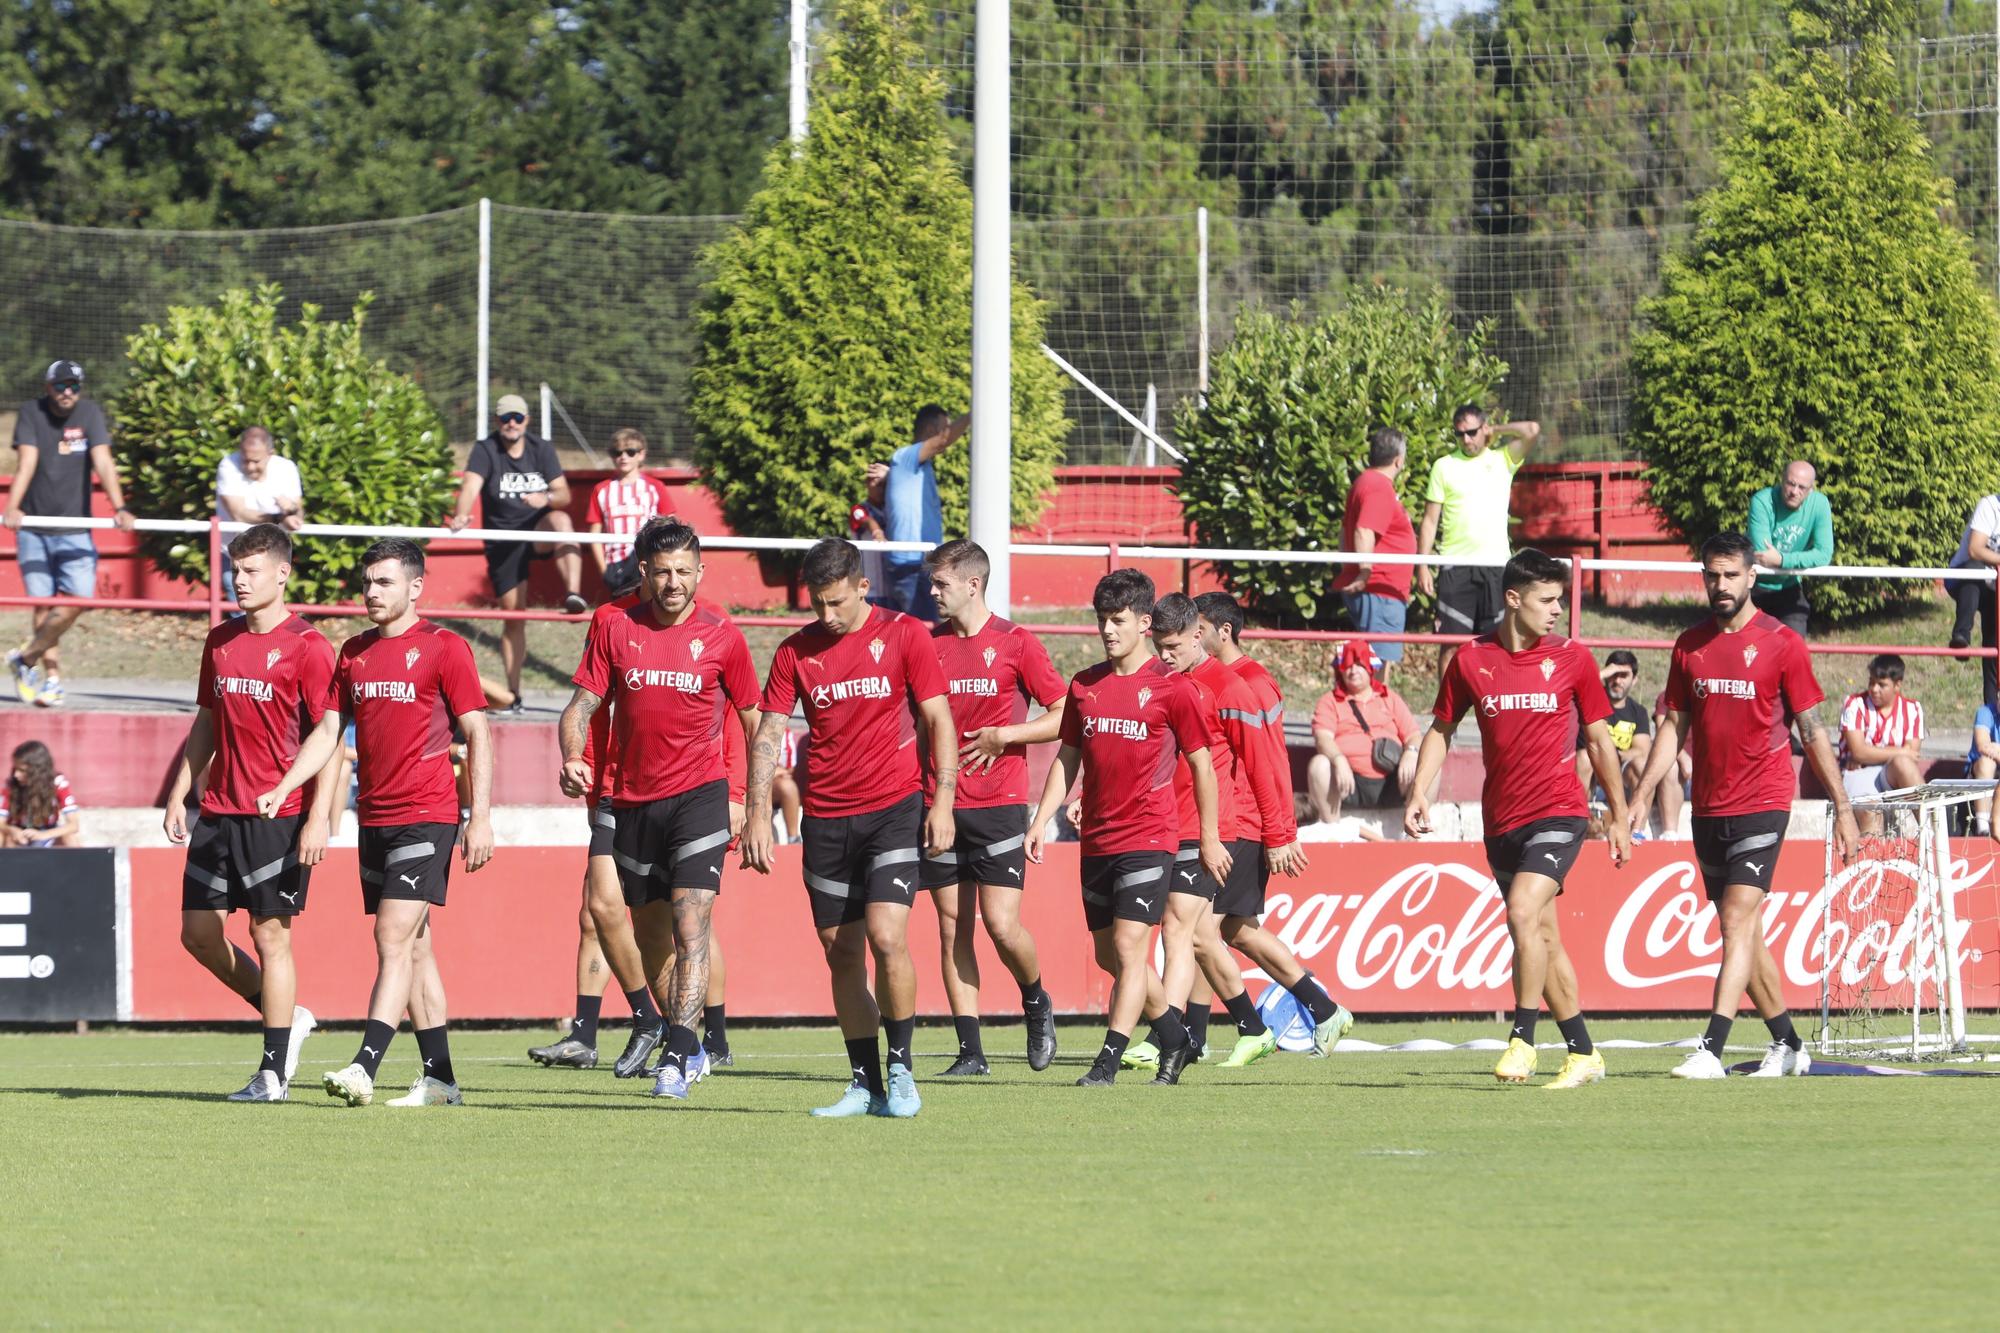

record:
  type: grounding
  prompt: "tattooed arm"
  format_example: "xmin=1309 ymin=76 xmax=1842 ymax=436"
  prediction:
xmin=557 ymin=686 xmax=602 ymax=799
xmin=740 ymin=711 xmax=789 ymax=873
xmin=1796 ymin=701 xmax=1860 ymax=862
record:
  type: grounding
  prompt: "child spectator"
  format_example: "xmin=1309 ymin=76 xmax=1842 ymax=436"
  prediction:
xmin=1839 ymin=653 xmax=1926 ymax=805
xmin=585 ymin=427 xmax=671 ymax=596
xmin=1 ymin=740 xmax=80 ymax=847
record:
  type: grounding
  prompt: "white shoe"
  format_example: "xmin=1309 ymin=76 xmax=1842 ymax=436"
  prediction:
xmin=1669 ymin=1048 xmax=1728 ymax=1080
xmin=226 ymin=1069 xmax=287 ymax=1102
xmin=285 ymin=1005 xmax=316 ymax=1083
xmin=1746 ymin=1041 xmax=1812 ymax=1078
xmin=322 ymin=1062 xmax=375 ymax=1106
xmin=387 ymin=1075 xmax=463 ymax=1107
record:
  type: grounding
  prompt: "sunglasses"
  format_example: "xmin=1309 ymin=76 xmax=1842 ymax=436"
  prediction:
xmin=50 ymin=380 xmax=81 ymax=393
xmin=1453 ymin=426 xmax=1481 ymax=437
xmin=498 ymin=412 xmax=527 ymax=425
xmin=614 ymin=447 xmax=644 ymax=457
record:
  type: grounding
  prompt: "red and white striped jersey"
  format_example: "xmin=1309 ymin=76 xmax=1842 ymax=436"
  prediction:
xmin=1838 ymin=691 xmax=1925 ymax=768
xmin=585 ymin=475 xmax=672 ymax=563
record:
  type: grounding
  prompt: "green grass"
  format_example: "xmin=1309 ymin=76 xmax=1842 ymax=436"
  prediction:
xmin=3 ymin=1020 xmax=1996 ymax=1328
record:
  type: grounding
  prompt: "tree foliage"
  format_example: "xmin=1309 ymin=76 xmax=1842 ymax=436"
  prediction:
xmin=1630 ymin=2 xmax=2000 ymax=620
xmin=692 ymin=0 xmax=1069 ymax=543
xmin=1174 ymin=286 xmax=1508 ymax=626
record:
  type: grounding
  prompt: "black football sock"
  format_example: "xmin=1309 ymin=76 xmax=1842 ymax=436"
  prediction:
xmin=1556 ymin=1013 xmax=1594 ymax=1057
xmin=1019 ymin=977 xmax=1050 ymax=1008
xmin=354 ymin=1019 xmax=396 ymax=1078
xmin=845 ymin=1037 xmax=886 ymax=1096
xmin=1155 ymin=1005 xmax=1190 ymax=1051
xmin=884 ymin=1017 xmax=916 ymax=1072
xmin=703 ymin=1004 xmax=729 ymax=1051
xmin=1185 ymin=1004 xmax=1210 ymax=1051
xmin=1510 ymin=1007 xmax=1540 ymax=1045
xmin=953 ymin=1015 xmax=984 ymax=1060
xmin=414 ymin=1025 xmax=455 ymax=1086
xmin=1288 ymin=973 xmax=1338 ymax=1026
xmin=572 ymin=995 xmax=603 ymax=1048
xmin=1222 ymin=990 xmax=1267 ymax=1037
xmin=1093 ymin=1030 xmax=1129 ymax=1078
xmin=1699 ymin=1013 xmax=1733 ymax=1057
xmin=665 ymin=1023 xmax=700 ymax=1074
xmin=624 ymin=985 xmax=660 ymax=1023
xmin=258 ymin=1027 xmax=290 ymax=1078
xmin=1765 ymin=1010 xmax=1803 ymax=1052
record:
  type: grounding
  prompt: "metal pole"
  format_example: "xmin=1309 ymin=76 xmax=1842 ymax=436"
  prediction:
xmin=969 ymin=0 xmax=1012 ymax=613
xmin=790 ymin=0 xmax=810 ymax=148
xmin=476 ymin=198 xmax=492 ymax=440
xmin=1197 ymin=206 xmax=1210 ymax=399
xmin=540 ymin=383 xmax=552 ymax=443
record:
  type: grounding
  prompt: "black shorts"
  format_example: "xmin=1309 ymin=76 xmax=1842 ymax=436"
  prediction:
xmin=587 ymin=798 xmax=615 ymax=858
xmin=1080 ymin=850 xmax=1173 ymax=931
xmin=1436 ymin=565 xmax=1505 ymax=636
xmin=485 ymin=537 xmax=549 ymax=598
xmin=801 ymin=792 xmax=922 ymax=928
xmin=1691 ymin=809 xmax=1790 ymax=902
xmin=919 ymin=803 xmax=1029 ymax=890
xmin=1215 ymin=838 xmax=1268 ymax=918
xmin=1348 ymin=774 xmax=1391 ymax=808
xmin=359 ymin=822 xmax=459 ymax=913
xmin=611 ymin=780 xmax=730 ymax=904
xmin=181 ymin=813 xmax=311 ymax=917
xmin=1483 ymin=815 xmax=1588 ymax=896
xmin=1169 ymin=841 xmax=1219 ymax=901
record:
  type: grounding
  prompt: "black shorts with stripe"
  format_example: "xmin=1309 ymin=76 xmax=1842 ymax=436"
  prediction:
xmin=587 ymin=797 xmax=615 ymax=858
xmin=801 ymin=792 xmax=922 ymax=929
xmin=181 ymin=812 xmax=311 ymax=917
xmin=359 ymin=822 xmax=459 ymax=914
xmin=1483 ymin=815 xmax=1588 ymax=897
xmin=1214 ymin=837 xmax=1268 ymax=919
xmin=611 ymin=780 xmax=730 ymax=905
xmin=918 ymin=803 xmax=1028 ymax=890
xmin=1691 ymin=809 xmax=1790 ymax=903
xmin=1080 ymin=849 xmax=1173 ymax=931
xmin=1169 ymin=840 xmax=1219 ymax=901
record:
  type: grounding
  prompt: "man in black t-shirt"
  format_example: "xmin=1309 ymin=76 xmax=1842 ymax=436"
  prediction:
xmin=1575 ymin=649 xmax=1655 ymax=828
xmin=5 ymin=360 xmax=137 ymax=708
xmin=446 ymin=393 xmax=587 ymax=706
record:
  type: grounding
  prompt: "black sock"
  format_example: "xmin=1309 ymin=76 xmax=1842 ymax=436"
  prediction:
xmin=1094 ymin=1029 xmax=1129 ymax=1075
xmin=1020 ymin=977 xmax=1049 ymax=1008
xmin=703 ymin=1004 xmax=728 ymax=1051
xmin=572 ymin=995 xmax=602 ymax=1048
xmin=1154 ymin=1006 xmax=1190 ymax=1051
xmin=414 ymin=1025 xmax=455 ymax=1086
xmin=883 ymin=1016 xmax=915 ymax=1072
xmin=1699 ymin=1013 xmax=1733 ymax=1057
xmin=845 ymin=1037 xmax=885 ymax=1096
xmin=624 ymin=985 xmax=660 ymax=1023
xmin=665 ymin=1023 xmax=700 ymax=1074
xmin=1288 ymin=973 xmax=1337 ymax=1026
xmin=1510 ymin=1007 xmax=1540 ymax=1045
xmin=258 ymin=1027 xmax=290 ymax=1077
xmin=1765 ymin=1010 xmax=1802 ymax=1052
xmin=354 ymin=1019 xmax=396 ymax=1078
xmin=953 ymin=1014 xmax=983 ymax=1059
xmin=1185 ymin=1004 xmax=1210 ymax=1050
xmin=1222 ymin=990 xmax=1267 ymax=1036
xmin=1556 ymin=1013 xmax=1593 ymax=1056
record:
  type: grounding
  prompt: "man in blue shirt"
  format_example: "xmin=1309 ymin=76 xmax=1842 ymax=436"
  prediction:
xmin=879 ymin=405 xmax=969 ymax=621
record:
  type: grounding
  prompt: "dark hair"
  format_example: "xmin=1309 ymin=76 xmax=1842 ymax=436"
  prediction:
xmin=1452 ymin=404 xmax=1486 ymax=428
xmin=1698 ymin=531 xmax=1756 ymax=568
xmin=1150 ymin=591 xmax=1199 ymax=636
xmin=1193 ymin=591 xmax=1245 ymax=644
xmin=1869 ymin=653 xmax=1906 ymax=683
xmin=925 ymin=538 xmax=989 ymax=584
xmin=1604 ymin=649 xmax=1640 ymax=671
xmin=1502 ymin=547 xmax=1569 ymax=593
xmin=227 ymin=522 xmax=292 ymax=564
xmin=1092 ymin=568 xmax=1155 ymax=619
xmin=802 ymin=537 xmax=863 ymax=588
xmin=636 ymin=517 xmax=701 ymax=563
xmin=1367 ymin=428 xmax=1407 ymax=468
xmin=360 ymin=537 xmax=425 ymax=578
xmin=8 ymin=740 xmax=58 ymax=830
xmin=913 ymin=404 xmax=950 ymax=443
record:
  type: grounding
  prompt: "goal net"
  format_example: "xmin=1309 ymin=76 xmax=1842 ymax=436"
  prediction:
xmin=1816 ymin=782 xmax=1992 ymax=1062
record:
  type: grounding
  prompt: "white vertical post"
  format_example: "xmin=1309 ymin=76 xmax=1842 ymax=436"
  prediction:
xmin=1197 ymin=206 xmax=1210 ymax=400
xmin=1141 ymin=383 xmax=1158 ymax=467
xmin=476 ymin=198 xmax=492 ymax=439
xmin=540 ymin=383 xmax=552 ymax=443
xmin=790 ymin=0 xmax=810 ymax=148
xmin=969 ymin=0 xmax=1012 ymax=612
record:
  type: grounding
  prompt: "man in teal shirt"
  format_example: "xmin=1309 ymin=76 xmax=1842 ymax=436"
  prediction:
xmin=1746 ymin=460 xmax=1832 ymax=636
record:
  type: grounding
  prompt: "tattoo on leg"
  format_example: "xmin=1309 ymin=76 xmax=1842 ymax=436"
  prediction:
xmin=670 ymin=891 xmax=713 ymax=1030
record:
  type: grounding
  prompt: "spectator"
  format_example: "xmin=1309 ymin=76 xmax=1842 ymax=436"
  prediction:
xmin=1416 ymin=404 xmax=1540 ymax=658
xmin=1965 ymin=700 xmax=1998 ymax=837
xmin=1307 ymin=640 xmax=1421 ymax=825
xmin=1338 ymin=427 xmax=1417 ymax=668
xmin=879 ymin=404 xmax=969 ymax=620
xmin=0 ymin=740 xmax=80 ymax=848
xmin=585 ymin=427 xmax=671 ymax=597
xmin=1652 ymin=686 xmax=1695 ymax=811
xmin=215 ymin=426 xmax=304 ymax=531
xmin=1574 ymin=650 xmax=1667 ymax=836
xmin=1839 ymin=653 xmax=1925 ymax=809
xmin=1947 ymin=491 xmax=2000 ymax=717
xmin=1747 ymin=460 xmax=1832 ymax=636
xmin=5 ymin=360 xmax=137 ymax=708
xmin=448 ymin=393 xmax=588 ymax=708
xmin=855 ymin=465 xmax=891 ymax=597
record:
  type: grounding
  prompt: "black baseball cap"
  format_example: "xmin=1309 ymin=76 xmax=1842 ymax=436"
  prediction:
xmin=45 ymin=360 xmax=84 ymax=384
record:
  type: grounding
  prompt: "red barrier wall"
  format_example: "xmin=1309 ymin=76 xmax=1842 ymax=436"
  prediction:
xmin=128 ymin=839 xmax=2000 ymax=1020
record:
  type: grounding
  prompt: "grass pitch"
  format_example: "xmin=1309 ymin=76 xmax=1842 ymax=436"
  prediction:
xmin=2 ymin=1019 xmax=1995 ymax=1330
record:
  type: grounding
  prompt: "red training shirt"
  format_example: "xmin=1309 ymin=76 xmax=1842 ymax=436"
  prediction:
xmin=1229 ymin=655 xmax=1300 ymax=847
xmin=1193 ymin=653 xmax=1289 ymax=842
xmin=1059 ymin=656 xmax=1208 ymax=856
xmin=580 ymin=594 xmax=642 ymax=802
xmin=762 ymin=605 xmax=947 ymax=818
xmin=924 ymin=615 xmax=1067 ymax=809
xmin=1340 ymin=468 xmax=1417 ymax=600
xmin=197 ymin=614 xmax=337 ymax=818
xmin=1171 ymin=665 xmax=1240 ymax=845
xmin=1432 ymin=633 xmax=1610 ymax=836
xmin=1661 ymin=613 xmax=1823 ymax=817
xmin=336 ymin=620 xmax=486 ymax=826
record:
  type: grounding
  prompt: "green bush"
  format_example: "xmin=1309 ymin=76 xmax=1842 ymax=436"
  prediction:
xmin=1629 ymin=4 xmax=2000 ymax=621
xmin=117 ymin=285 xmax=455 ymax=601
xmin=1173 ymin=287 xmax=1508 ymax=625
xmin=691 ymin=0 xmax=1069 ymax=544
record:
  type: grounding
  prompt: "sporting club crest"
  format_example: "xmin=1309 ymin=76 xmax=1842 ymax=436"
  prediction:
xmin=405 ymin=647 xmax=422 ymax=671
xmin=868 ymin=637 xmax=885 ymax=663
xmin=1137 ymin=686 xmax=1152 ymax=710
xmin=266 ymin=648 xmax=282 ymax=670
xmin=1743 ymin=644 xmax=1758 ymax=667
xmin=982 ymin=646 xmax=996 ymax=669
xmin=689 ymin=637 xmax=705 ymax=661
xmin=1539 ymin=656 xmax=1556 ymax=681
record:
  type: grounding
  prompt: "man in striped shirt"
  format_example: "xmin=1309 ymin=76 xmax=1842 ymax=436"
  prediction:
xmin=1838 ymin=653 xmax=1925 ymax=804
xmin=586 ymin=427 xmax=672 ymax=596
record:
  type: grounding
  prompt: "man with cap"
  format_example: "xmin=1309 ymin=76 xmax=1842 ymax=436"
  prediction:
xmin=6 ymin=360 xmax=137 ymax=708
xmin=447 ymin=393 xmax=588 ymax=707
